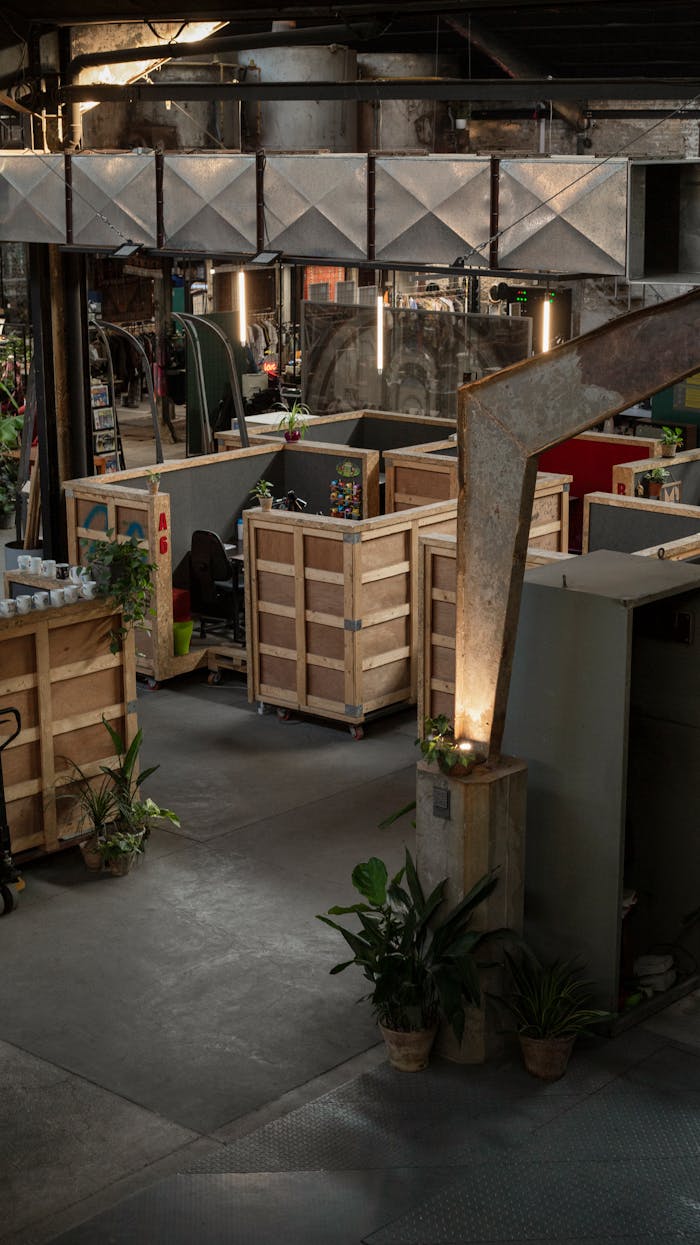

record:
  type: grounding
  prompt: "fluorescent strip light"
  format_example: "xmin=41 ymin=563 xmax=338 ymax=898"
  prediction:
xmin=541 ymin=296 xmax=551 ymax=353
xmin=238 ymin=270 xmax=247 ymax=346
xmin=376 ymin=295 xmax=384 ymax=374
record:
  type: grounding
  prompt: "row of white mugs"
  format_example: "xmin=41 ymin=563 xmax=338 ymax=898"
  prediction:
xmin=1 ymin=580 xmax=99 ymax=616
xmin=16 ymin=555 xmax=86 ymax=580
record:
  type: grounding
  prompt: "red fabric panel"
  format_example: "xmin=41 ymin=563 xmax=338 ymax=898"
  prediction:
xmin=539 ymin=437 xmax=654 ymax=498
xmin=172 ymin=588 xmax=191 ymax=622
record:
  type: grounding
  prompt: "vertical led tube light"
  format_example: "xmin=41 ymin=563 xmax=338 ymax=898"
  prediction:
xmin=541 ymin=296 xmax=551 ymax=353
xmin=376 ymin=295 xmax=384 ymax=374
xmin=238 ymin=270 xmax=247 ymax=346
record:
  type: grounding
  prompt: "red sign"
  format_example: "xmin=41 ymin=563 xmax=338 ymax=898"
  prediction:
xmin=158 ymin=512 xmax=168 ymax=531
xmin=159 ymin=535 xmax=168 ymax=554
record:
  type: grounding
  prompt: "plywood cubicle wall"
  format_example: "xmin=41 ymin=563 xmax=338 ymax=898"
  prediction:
xmin=0 ymin=600 xmax=137 ymax=857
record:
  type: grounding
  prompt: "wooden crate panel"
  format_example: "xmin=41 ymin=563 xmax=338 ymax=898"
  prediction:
xmin=306 ymin=621 xmax=344 ymax=661
xmin=360 ymin=615 xmax=409 ymax=662
xmin=49 ymin=617 xmax=113 ymax=669
xmin=54 ymin=712 xmax=127 ymax=773
xmin=418 ymin=515 xmax=457 ymax=537
xmin=257 ymin=570 xmax=295 ymax=608
xmin=362 ymin=657 xmax=410 ymax=701
xmin=307 ymin=664 xmax=344 ymax=703
xmin=256 ymin=527 xmax=294 ymax=565
xmin=531 ymin=492 xmax=562 ymax=526
xmin=0 ymin=687 xmax=38 ymax=732
xmin=304 ymin=535 xmax=343 ymax=573
xmin=116 ymin=506 xmax=149 ymax=539
xmin=76 ymin=498 xmax=108 ymax=531
xmin=430 ymin=689 xmax=454 ymax=718
xmin=52 ymin=666 xmax=124 ymax=721
xmin=362 ymin=530 xmax=408 ymax=573
xmin=4 ymin=739 xmax=40 ymax=787
xmin=7 ymin=795 xmax=43 ymax=854
xmin=259 ymin=612 xmax=297 ymax=651
xmin=0 ymin=633 xmax=36 ymax=679
xmin=529 ymin=530 xmax=560 ymax=550
xmin=260 ymin=653 xmax=296 ymax=692
xmin=305 ymin=579 xmax=344 ymax=617
xmin=432 ymin=554 xmax=456 ymax=593
xmin=395 ymin=466 xmax=452 ymax=501
xmin=432 ymin=599 xmax=455 ymax=634
xmin=360 ymin=571 xmax=409 ymax=615
xmin=432 ymin=645 xmax=456 ymax=683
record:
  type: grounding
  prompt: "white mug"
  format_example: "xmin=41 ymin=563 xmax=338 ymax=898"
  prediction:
xmin=41 ymin=559 xmax=57 ymax=578
xmin=80 ymin=580 xmax=97 ymax=600
xmin=17 ymin=555 xmax=31 ymax=571
xmin=32 ymin=592 xmax=49 ymax=610
xmin=0 ymin=598 xmax=17 ymax=616
xmin=15 ymin=594 xmax=32 ymax=614
xmin=49 ymin=588 xmax=65 ymax=608
xmin=29 ymin=556 xmax=43 ymax=574
xmin=69 ymin=565 xmax=84 ymax=584
xmin=64 ymin=584 xmax=80 ymax=605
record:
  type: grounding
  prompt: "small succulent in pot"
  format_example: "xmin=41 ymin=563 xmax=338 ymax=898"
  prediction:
xmin=249 ymin=478 xmax=274 ymax=511
xmin=146 ymin=469 xmax=161 ymax=493
xmin=660 ymin=425 xmax=683 ymax=456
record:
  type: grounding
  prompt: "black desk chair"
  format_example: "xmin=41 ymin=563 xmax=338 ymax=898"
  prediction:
xmin=189 ymin=529 xmax=243 ymax=641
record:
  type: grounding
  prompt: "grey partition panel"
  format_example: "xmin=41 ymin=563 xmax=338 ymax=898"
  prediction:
xmin=498 ymin=157 xmax=628 ymax=275
xmin=72 ymin=154 xmax=157 ymax=247
xmin=375 ymin=156 xmax=491 ymax=265
xmin=588 ymin=502 xmax=700 ymax=553
xmin=362 ymin=416 xmax=455 ymax=450
xmin=263 ymin=156 xmax=366 ymax=260
xmin=163 ymin=155 xmax=257 ymax=253
xmin=503 ymin=582 xmax=630 ymax=1009
xmin=0 ymin=155 xmax=65 ymax=243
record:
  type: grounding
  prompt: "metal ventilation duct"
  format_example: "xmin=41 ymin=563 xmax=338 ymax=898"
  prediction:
xmin=0 ymin=155 xmax=65 ymax=243
xmin=262 ymin=155 xmax=367 ymax=260
xmin=162 ymin=155 xmax=257 ymax=253
xmin=375 ymin=156 xmax=491 ymax=265
xmin=71 ymin=154 xmax=157 ymax=248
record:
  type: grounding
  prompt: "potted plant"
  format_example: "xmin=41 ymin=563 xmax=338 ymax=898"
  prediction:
xmin=146 ymin=469 xmax=161 ymax=494
xmin=660 ymin=426 xmax=683 ymax=457
xmin=100 ymin=717 xmax=180 ymax=843
xmin=317 ymin=849 xmax=502 ymax=1072
xmin=501 ymin=950 xmax=609 ymax=1081
xmin=86 ymin=532 xmax=155 ymax=653
xmin=61 ymin=765 xmax=118 ymax=871
xmin=418 ymin=714 xmax=484 ymax=777
xmin=97 ymin=829 xmax=145 ymax=876
xmin=249 ymin=478 xmax=274 ymax=512
xmin=643 ymin=466 xmax=670 ymax=499
xmin=277 ymin=401 xmax=310 ymax=442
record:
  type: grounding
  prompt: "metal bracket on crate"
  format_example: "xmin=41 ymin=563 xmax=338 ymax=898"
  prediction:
xmin=344 ymin=619 xmax=362 ymax=631
xmin=345 ymin=704 xmax=362 ymax=717
xmin=126 ymin=700 xmax=138 ymax=714
xmin=343 ymin=532 xmax=361 ymax=544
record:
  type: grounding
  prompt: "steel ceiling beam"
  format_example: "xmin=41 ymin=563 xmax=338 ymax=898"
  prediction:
xmin=50 ymin=76 xmax=700 ymax=105
xmin=454 ymin=287 xmax=700 ymax=762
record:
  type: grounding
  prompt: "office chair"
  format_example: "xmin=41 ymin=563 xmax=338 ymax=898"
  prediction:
xmin=189 ymin=529 xmax=243 ymax=641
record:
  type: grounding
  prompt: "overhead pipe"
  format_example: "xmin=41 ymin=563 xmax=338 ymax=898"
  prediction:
xmin=444 ymin=15 xmax=589 ymax=133
xmin=69 ymin=21 xmax=382 ymax=75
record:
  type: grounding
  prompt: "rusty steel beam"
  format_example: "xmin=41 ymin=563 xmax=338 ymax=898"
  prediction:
xmin=454 ymin=286 xmax=700 ymax=760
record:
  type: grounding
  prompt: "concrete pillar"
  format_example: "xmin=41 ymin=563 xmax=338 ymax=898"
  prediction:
xmin=416 ymin=756 xmax=527 ymax=1062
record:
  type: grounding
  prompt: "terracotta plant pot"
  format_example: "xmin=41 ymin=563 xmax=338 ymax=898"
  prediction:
xmin=646 ymin=481 xmax=663 ymax=499
xmin=379 ymin=1022 xmax=438 ymax=1072
xmin=107 ymin=853 xmax=138 ymax=877
xmin=79 ymin=838 xmax=103 ymax=872
xmin=519 ymin=1034 xmax=576 ymax=1081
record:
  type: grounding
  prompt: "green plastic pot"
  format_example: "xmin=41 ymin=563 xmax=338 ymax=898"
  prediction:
xmin=173 ymin=620 xmax=194 ymax=656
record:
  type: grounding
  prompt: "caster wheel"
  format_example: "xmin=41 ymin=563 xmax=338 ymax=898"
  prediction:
xmin=0 ymin=884 xmax=14 ymax=915
xmin=277 ymin=708 xmax=292 ymax=722
xmin=145 ymin=677 xmax=160 ymax=691
xmin=349 ymin=724 xmax=364 ymax=740
xmin=207 ymin=671 xmax=222 ymax=685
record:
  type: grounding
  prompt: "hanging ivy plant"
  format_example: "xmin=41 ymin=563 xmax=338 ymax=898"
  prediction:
xmin=87 ymin=532 xmax=155 ymax=654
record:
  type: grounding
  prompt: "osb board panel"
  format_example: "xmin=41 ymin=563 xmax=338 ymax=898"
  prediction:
xmin=362 ymin=657 xmax=410 ymax=700
xmin=51 ymin=667 xmax=123 ymax=721
xmin=306 ymin=620 xmax=344 ymax=661
xmin=259 ymin=612 xmax=296 ymax=650
xmin=419 ymin=515 xmax=457 ymax=537
xmin=307 ymin=664 xmax=344 ymax=704
xmin=432 ymin=645 xmax=456 ymax=683
xmin=4 ymin=739 xmax=41 ymax=787
xmin=529 ymin=531 xmax=560 ymax=550
xmin=54 ymin=715 xmax=126 ymax=772
xmin=257 ymin=570 xmax=295 ymax=608
xmin=76 ymin=498 xmax=108 ymax=530
xmin=531 ymin=493 xmax=562 ymax=524
xmin=0 ymin=686 xmax=38 ymax=731
xmin=257 ymin=527 xmax=294 ymax=564
xmin=433 ymin=598 xmax=456 ymax=634
xmin=360 ymin=571 xmax=409 ymax=615
xmin=0 ymin=633 xmax=36 ymax=678
xmin=49 ymin=618 xmax=114 ymax=668
xmin=260 ymin=653 xmax=296 ymax=692
xmin=8 ymin=796 xmax=43 ymax=854
xmin=361 ymin=530 xmax=408 ymax=572
xmin=360 ymin=615 xmax=409 ymax=662
xmin=116 ymin=505 xmax=149 ymax=538
xmin=432 ymin=554 xmax=457 ymax=593
xmin=395 ymin=466 xmax=452 ymax=499
xmin=305 ymin=579 xmax=344 ymax=617
xmin=431 ymin=689 xmax=454 ymax=718
xmin=304 ymin=535 xmax=343 ymax=573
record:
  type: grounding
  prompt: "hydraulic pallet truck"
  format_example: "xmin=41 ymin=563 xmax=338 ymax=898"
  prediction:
xmin=0 ymin=707 xmax=23 ymax=915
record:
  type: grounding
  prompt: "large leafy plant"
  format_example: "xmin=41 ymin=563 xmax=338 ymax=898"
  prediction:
xmin=100 ymin=717 xmax=179 ymax=837
xmin=501 ymin=950 xmax=608 ymax=1039
xmin=87 ymin=532 xmax=155 ymax=653
xmin=317 ymin=849 xmax=503 ymax=1040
